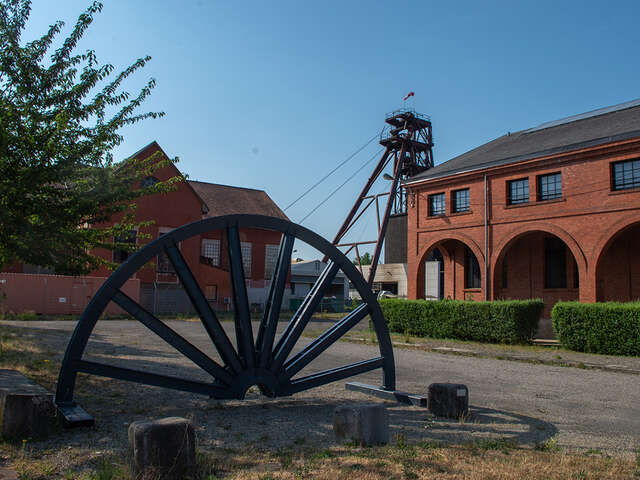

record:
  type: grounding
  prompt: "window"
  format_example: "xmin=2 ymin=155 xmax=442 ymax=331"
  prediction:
xmin=205 ymin=285 xmax=218 ymax=302
xmin=264 ymin=244 xmax=279 ymax=279
xmin=428 ymin=193 xmax=445 ymax=216
xmin=452 ymin=189 xmax=470 ymax=213
xmin=141 ymin=176 xmax=160 ymax=188
xmin=112 ymin=230 xmax=136 ymax=263
xmin=544 ymin=237 xmax=566 ymax=289
xmin=538 ymin=173 xmax=562 ymax=201
xmin=612 ymin=159 xmax=640 ymax=190
xmin=157 ymin=228 xmax=176 ymax=273
xmin=501 ymin=259 xmax=508 ymax=289
xmin=464 ymin=247 xmax=481 ymax=289
xmin=241 ymin=242 xmax=252 ymax=277
xmin=507 ymin=178 xmax=529 ymax=205
xmin=201 ymin=239 xmax=220 ymax=266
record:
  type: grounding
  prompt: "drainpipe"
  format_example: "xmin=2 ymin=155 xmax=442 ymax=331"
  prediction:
xmin=484 ymin=174 xmax=489 ymax=301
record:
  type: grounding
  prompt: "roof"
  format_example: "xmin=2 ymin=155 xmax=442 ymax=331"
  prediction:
xmin=407 ymin=99 xmax=640 ymax=183
xmin=188 ymin=180 xmax=289 ymax=220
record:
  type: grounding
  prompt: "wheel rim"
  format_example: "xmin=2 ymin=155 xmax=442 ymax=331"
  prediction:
xmin=55 ymin=214 xmax=395 ymax=407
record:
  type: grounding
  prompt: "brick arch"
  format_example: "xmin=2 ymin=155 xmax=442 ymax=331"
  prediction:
xmin=592 ymin=215 xmax=640 ymax=302
xmin=591 ymin=214 xmax=640 ymax=267
xmin=491 ymin=222 xmax=588 ymax=281
xmin=414 ymin=233 xmax=485 ymax=297
xmin=417 ymin=232 xmax=485 ymax=268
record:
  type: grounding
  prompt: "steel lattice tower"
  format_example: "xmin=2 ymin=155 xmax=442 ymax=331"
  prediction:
xmin=331 ymin=109 xmax=434 ymax=285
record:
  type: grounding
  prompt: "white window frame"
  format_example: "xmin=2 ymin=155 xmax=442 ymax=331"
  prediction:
xmin=241 ymin=242 xmax=252 ymax=277
xmin=264 ymin=244 xmax=279 ymax=280
xmin=201 ymin=238 xmax=221 ymax=266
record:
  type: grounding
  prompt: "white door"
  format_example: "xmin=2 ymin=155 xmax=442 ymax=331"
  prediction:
xmin=424 ymin=261 xmax=440 ymax=300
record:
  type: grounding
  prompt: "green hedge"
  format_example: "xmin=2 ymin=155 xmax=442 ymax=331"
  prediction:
xmin=552 ymin=301 xmax=640 ymax=356
xmin=379 ymin=298 xmax=544 ymax=344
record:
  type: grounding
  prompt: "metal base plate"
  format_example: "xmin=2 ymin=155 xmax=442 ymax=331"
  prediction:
xmin=57 ymin=404 xmax=94 ymax=428
xmin=346 ymin=381 xmax=428 ymax=407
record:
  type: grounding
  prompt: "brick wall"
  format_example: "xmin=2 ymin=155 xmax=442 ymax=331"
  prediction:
xmin=406 ymin=136 xmax=640 ymax=315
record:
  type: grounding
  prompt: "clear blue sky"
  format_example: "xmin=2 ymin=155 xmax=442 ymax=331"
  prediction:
xmin=23 ymin=1 xmax=640 ymax=260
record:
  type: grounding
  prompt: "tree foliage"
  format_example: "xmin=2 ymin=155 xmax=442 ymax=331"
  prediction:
xmin=352 ymin=252 xmax=372 ymax=266
xmin=0 ymin=0 xmax=180 ymax=274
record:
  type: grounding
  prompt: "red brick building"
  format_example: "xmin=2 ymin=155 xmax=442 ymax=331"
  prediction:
xmin=405 ymin=100 xmax=640 ymax=326
xmin=6 ymin=141 xmax=290 ymax=314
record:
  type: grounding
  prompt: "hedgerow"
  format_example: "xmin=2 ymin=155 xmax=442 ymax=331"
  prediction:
xmin=552 ymin=301 xmax=640 ymax=356
xmin=379 ymin=298 xmax=543 ymax=344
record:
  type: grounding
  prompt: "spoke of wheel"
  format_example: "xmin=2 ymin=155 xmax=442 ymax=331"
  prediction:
xmin=72 ymin=359 xmax=234 ymax=398
xmin=281 ymin=303 xmax=370 ymax=380
xmin=165 ymin=242 xmax=243 ymax=374
xmin=226 ymin=224 xmax=255 ymax=370
xmin=283 ymin=357 xmax=384 ymax=395
xmin=270 ymin=261 xmax=340 ymax=373
xmin=256 ymin=233 xmax=294 ymax=368
xmin=111 ymin=290 xmax=233 ymax=385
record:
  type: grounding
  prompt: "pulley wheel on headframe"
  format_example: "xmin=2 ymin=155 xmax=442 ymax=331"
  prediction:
xmin=55 ymin=214 xmax=395 ymax=426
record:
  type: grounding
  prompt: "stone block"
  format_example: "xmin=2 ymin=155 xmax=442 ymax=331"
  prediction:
xmin=333 ymin=404 xmax=388 ymax=446
xmin=128 ymin=417 xmax=196 ymax=479
xmin=428 ymin=383 xmax=469 ymax=418
xmin=0 ymin=370 xmax=56 ymax=439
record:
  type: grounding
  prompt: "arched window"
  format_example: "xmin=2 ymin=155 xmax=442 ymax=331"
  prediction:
xmin=141 ymin=176 xmax=160 ymax=188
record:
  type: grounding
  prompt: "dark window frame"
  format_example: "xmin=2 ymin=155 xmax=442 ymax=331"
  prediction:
xmin=205 ymin=285 xmax=218 ymax=302
xmin=537 ymin=172 xmax=562 ymax=201
xmin=112 ymin=230 xmax=137 ymax=264
xmin=501 ymin=258 xmax=508 ymax=289
xmin=544 ymin=237 xmax=567 ymax=289
xmin=507 ymin=178 xmax=529 ymax=205
xmin=428 ymin=192 xmax=446 ymax=216
xmin=452 ymin=188 xmax=470 ymax=213
xmin=611 ymin=159 xmax=640 ymax=191
xmin=464 ymin=247 xmax=481 ymax=289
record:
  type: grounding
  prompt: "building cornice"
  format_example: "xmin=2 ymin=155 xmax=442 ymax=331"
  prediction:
xmin=405 ymin=133 xmax=640 ymax=190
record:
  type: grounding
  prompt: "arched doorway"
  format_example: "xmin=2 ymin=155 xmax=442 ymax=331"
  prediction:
xmin=493 ymin=231 xmax=580 ymax=337
xmin=419 ymin=239 xmax=483 ymax=301
xmin=595 ymin=221 xmax=640 ymax=302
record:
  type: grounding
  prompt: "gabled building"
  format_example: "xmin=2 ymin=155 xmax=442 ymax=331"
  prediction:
xmin=7 ymin=141 xmax=290 ymax=314
xmin=405 ymin=99 xmax=640 ymax=334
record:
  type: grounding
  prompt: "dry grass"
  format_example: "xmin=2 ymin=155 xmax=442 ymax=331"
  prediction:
xmin=210 ymin=443 xmax=639 ymax=480
xmin=4 ymin=441 xmax=638 ymax=480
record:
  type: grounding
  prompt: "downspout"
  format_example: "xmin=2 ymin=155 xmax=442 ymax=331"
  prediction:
xmin=484 ymin=174 xmax=489 ymax=301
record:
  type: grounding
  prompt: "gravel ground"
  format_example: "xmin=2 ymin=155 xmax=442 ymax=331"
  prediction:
xmin=1 ymin=319 xmax=638 ymax=462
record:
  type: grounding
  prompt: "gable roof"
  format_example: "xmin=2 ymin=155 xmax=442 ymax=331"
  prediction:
xmin=128 ymin=140 xmax=209 ymax=211
xmin=188 ymin=180 xmax=289 ymax=220
xmin=407 ymin=99 xmax=640 ymax=184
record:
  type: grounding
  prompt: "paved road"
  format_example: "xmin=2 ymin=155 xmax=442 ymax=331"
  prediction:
xmin=2 ymin=320 xmax=639 ymax=456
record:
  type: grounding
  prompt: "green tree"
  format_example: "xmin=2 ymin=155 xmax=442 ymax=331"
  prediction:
xmin=353 ymin=252 xmax=372 ymax=266
xmin=0 ymin=1 xmax=180 ymax=275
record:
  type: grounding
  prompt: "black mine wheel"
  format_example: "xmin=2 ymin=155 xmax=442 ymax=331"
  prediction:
xmin=55 ymin=214 xmax=395 ymax=426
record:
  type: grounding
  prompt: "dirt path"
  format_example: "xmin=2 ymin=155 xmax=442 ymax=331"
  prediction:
xmin=1 ymin=320 xmax=638 ymax=460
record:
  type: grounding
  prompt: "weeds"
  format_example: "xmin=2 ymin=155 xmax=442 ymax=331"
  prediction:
xmin=535 ymin=436 xmax=561 ymax=452
xmin=472 ymin=437 xmax=517 ymax=454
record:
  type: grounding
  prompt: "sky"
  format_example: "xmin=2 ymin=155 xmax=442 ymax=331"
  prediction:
xmin=21 ymin=0 xmax=640 ymax=261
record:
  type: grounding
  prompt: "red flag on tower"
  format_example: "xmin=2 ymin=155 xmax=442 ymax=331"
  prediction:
xmin=403 ymin=91 xmax=415 ymax=101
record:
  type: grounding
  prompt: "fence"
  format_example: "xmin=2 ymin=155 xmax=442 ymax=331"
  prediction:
xmin=0 ymin=272 xmax=140 ymax=317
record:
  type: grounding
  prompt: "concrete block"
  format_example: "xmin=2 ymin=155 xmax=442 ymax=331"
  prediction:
xmin=333 ymin=404 xmax=389 ymax=446
xmin=0 ymin=370 xmax=56 ymax=439
xmin=128 ymin=417 xmax=196 ymax=479
xmin=428 ymin=383 xmax=469 ymax=418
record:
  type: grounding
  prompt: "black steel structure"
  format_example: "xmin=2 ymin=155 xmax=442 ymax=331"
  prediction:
xmin=55 ymin=214 xmax=396 ymax=426
xmin=331 ymin=109 xmax=434 ymax=284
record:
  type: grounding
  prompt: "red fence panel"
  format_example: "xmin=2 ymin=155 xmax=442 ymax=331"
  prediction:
xmin=0 ymin=272 xmax=139 ymax=316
